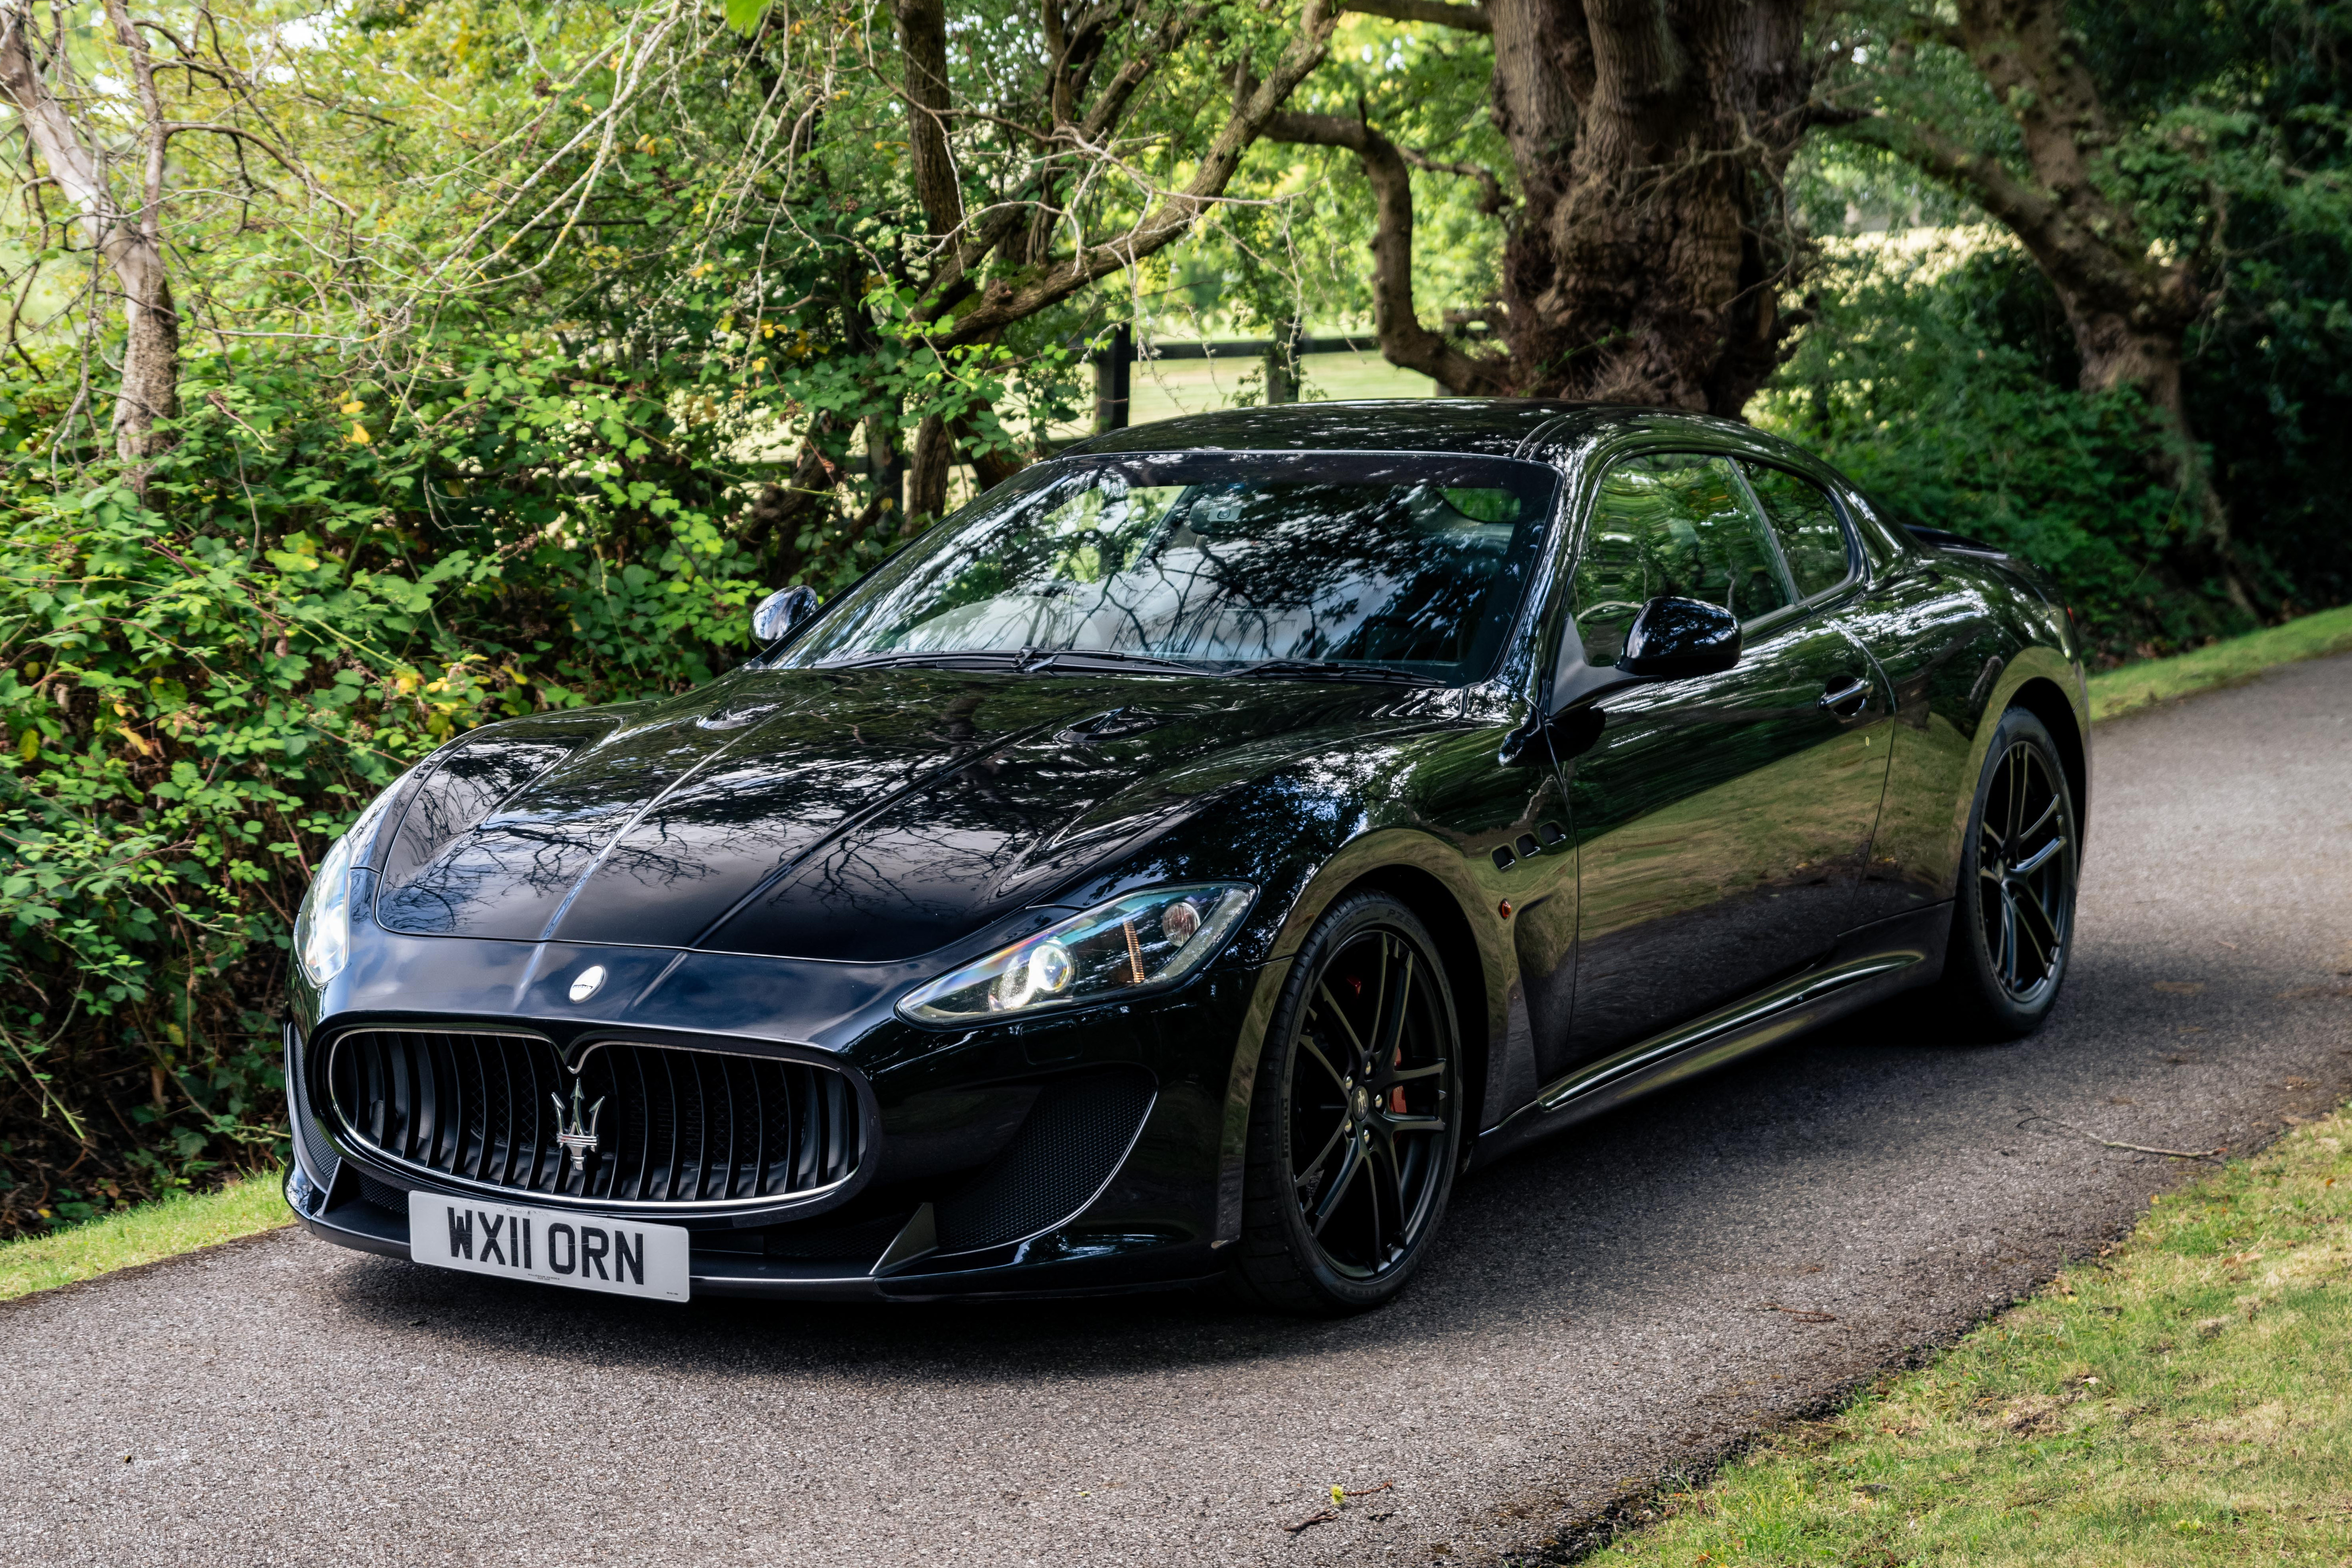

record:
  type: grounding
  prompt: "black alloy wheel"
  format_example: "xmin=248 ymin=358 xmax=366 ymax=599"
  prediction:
xmin=1232 ymin=893 xmax=1463 ymax=1314
xmin=1940 ymin=707 xmax=2080 ymax=1037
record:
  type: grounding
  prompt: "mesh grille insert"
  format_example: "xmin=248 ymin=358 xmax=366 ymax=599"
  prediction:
xmin=327 ymin=1030 xmax=863 ymax=1206
xmin=936 ymin=1069 xmax=1155 ymax=1252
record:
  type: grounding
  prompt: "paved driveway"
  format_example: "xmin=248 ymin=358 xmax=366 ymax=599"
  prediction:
xmin=10 ymin=656 xmax=2350 ymax=1567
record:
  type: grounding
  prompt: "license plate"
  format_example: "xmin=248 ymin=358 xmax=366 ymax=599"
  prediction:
xmin=408 ymin=1191 xmax=690 ymax=1302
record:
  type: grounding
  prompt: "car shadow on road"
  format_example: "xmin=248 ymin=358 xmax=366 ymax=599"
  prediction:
xmin=317 ymin=992 xmax=2144 ymax=1392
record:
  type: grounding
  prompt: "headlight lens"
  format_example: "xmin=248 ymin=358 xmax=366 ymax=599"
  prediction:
xmin=897 ymin=883 xmax=1254 ymax=1025
xmin=293 ymin=829 xmax=358 ymax=987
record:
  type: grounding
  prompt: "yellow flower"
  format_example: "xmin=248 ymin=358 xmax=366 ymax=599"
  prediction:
xmin=340 ymin=399 xmax=364 ymax=415
xmin=347 ymin=422 xmax=371 ymax=445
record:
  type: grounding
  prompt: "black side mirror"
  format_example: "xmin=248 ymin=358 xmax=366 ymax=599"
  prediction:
xmin=751 ymin=584 xmax=820 ymax=646
xmin=1616 ymin=595 xmax=1740 ymax=679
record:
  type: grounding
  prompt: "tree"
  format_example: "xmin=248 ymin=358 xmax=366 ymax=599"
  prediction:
xmin=2 ymin=0 xmax=183 ymax=479
xmin=1816 ymin=0 xmax=2338 ymax=611
xmin=1259 ymin=0 xmax=1824 ymax=412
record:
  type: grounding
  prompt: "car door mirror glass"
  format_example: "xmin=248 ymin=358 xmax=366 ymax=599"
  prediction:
xmin=1617 ymin=595 xmax=1741 ymax=678
xmin=752 ymin=584 xmax=820 ymax=646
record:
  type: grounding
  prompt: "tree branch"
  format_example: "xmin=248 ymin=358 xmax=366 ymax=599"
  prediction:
xmin=1397 ymin=144 xmax=1509 ymax=214
xmin=1343 ymin=0 xmax=1491 ymax=33
xmin=1264 ymin=108 xmax=1510 ymax=394
xmin=935 ymin=0 xmax=1344 ymax=346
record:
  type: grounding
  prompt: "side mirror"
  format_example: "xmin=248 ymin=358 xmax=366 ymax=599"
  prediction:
xmin=751 ymin=584 xmax=820 ymax=647
xmin=1616 ymin=595 xmax=1740 ymax=679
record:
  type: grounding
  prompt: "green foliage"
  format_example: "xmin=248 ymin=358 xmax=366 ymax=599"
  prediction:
xmin=1759 ymin=244 xmax=2238 ymax=659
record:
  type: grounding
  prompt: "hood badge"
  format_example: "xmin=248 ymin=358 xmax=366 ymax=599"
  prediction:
xmin=552 ymin=1075 xmax=605 ymax=1174
xmin=568 ymin=964 xmax=607 ymax=1002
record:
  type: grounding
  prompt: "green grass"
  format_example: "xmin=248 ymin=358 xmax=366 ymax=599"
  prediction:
xmin=2087 ymin=603 xmax=2352 ymax=722
xmin=0 ymin=1170 xmax=291 ymax=1303
xmin=1573 ymin=1108 xmax=2352 ymax=1567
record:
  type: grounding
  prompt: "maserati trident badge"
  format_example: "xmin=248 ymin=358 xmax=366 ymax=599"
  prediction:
xmin=552 ymin=1075 xmax=605 ymax=1174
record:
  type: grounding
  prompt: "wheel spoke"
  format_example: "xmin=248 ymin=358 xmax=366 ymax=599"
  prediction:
xmin=1310 ymin=1137 xmax=1365 ymax=1236
xmin=1371 ymin=1136 xmax=1407 ymax=1258
xmin=2011 ymin=834 xmax=2067 ymax=876
xmin=1295 ymin=1114 xmax=1352 ymax=1195
xmin=1315 ymin=984 xmax=1369 ymax=1058
xmin=2018 ymin=882 xmax=2066 ymax=953
xmin=1372 ymin=942 xmax=1415 ymax=1067
xmin=1998 ymin=889 xmax=2020 ymax=989
xmin=1297 ymin=1034 xmax=1349 ymax=1093
xmin=2016 ymin=793 xmax=2060 ymax=846
xmin=1382 ymin=1114 xmax=1447 ymax=1136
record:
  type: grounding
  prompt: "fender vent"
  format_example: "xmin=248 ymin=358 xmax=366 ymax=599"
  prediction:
xmin=935 ymin=1069 xmax=1155 ymax=1253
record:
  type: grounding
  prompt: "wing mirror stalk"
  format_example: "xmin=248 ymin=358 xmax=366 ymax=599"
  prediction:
xmin=751 ymin=584 xmax=821 ymax=648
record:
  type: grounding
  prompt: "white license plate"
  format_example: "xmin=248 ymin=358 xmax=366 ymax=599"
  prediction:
xmin=408 ymin=1191 xmax=690 ymax=1302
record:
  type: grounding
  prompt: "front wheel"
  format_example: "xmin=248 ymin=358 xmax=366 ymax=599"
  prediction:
xmin=1936 ymin=707 xmax=2080 ymax=1038
xmin=1229 ymin=893 xmax=1463 ymax=1315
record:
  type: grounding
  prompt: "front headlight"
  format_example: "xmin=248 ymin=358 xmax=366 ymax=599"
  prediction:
xmin=293 ymin=829 xmax=358 ymax=987
xmin=897 ymin=883 xmax=1254 ymax=1025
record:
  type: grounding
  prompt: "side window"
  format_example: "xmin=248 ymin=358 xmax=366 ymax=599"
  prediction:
xmin=1570 ymin=453 xmax=1790 ymax=665
xmin=1741 ymin=463 xmax=1853 ymax=601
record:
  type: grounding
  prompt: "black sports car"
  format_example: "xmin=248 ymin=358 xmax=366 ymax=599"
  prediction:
xmin=284 ymin=402 xmax=2087 ymax=1314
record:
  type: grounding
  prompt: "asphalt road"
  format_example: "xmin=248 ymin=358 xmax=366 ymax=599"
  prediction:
xmin=10 ymin=657 xmax=2351 ymax=1568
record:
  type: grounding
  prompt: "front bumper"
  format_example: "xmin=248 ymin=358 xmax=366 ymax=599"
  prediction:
xmin=285 ymin=932 xmax=1278 ymax=1301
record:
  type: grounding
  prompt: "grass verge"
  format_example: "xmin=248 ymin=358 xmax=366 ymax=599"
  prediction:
xmin=1570 ymin=1106 xmax=2352 ymax=1566
xmin=0 ymin=1170 xmax=291 ymax=1303
xmin=2086 ymin=603 xmax=2352 ymax=722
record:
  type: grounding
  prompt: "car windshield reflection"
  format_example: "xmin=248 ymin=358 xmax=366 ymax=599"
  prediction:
xmin=777 ymin=452 xmax=1560 ymax=684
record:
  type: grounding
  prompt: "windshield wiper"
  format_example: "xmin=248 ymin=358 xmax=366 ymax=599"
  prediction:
xmin=1015 ymin=648 xmax=1208 ymax=675
xmin=1229 ymin=658 xmax=1444 ymax=686
xmin=812 ymin=650 xmax=1028 ymax=671
xmin=811 ymin=647 xmax=1210 ymax=676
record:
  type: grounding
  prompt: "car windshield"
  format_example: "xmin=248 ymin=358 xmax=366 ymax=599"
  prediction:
xmin=774 ymin=451 xmax=1560 ymax=682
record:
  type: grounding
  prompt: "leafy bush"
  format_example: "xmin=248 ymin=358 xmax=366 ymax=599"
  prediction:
xmin=1762 ymin=243 xmax=2254 ymax=661
xmin=0 ymin=326 xmax=956 ymax=1233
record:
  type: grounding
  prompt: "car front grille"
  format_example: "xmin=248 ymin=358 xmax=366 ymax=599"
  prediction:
xmin=325 ymin=1029 xmax=863 ymax=1207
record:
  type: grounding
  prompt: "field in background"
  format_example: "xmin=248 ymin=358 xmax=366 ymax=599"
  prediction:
xmin=1032 ymin=346 xmax=1440 ymax=442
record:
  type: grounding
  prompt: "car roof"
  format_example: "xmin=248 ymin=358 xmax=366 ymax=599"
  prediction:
xmin=1055 ymin=400 xmax=1759 ymax=465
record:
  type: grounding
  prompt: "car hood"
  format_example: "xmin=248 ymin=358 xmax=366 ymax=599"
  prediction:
xmin=370 ymin=666 xmax=1440 ymax=962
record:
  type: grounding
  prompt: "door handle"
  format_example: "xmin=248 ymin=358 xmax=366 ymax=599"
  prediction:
xmin=1819 ymin=676 xmax=1871 ymax=717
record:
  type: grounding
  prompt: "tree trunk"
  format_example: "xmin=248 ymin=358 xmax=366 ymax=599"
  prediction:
xmin=1840 ymin=0 xmax=2252 ymax=611
xmin=1290 ymin=0 xmax=1815 ymax=412
xmin=1 ymin=0 xmax=181 ymax=485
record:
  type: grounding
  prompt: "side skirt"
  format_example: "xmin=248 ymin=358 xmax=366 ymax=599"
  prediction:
xmin=1470 ymin=903 xmax=1951 ymax=1170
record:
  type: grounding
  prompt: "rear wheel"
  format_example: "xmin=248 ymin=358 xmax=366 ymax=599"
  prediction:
xmin=1937 ymin=707 xmax=2080 ymax=1038
xmin=1230 ymin=893 xmax=1463 ymax=1315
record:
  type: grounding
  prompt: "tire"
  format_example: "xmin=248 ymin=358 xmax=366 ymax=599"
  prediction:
xmin=1229 ymin=893 xmax=1465 ymax=1315
xmin=1936 ymin=706 xmax=2080 ymax=1038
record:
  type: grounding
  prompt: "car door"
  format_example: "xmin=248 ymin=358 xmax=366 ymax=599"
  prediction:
xmin=1552 ymin=450 xmax=1892 ymax=1072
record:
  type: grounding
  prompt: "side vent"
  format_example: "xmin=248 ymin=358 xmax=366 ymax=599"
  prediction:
xmin=935 ymin=1069 xmax=1156 ymax=1253
xmin=286 ymin=1023 xmax=342 ymax=1194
